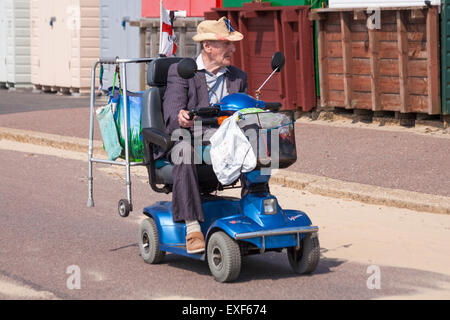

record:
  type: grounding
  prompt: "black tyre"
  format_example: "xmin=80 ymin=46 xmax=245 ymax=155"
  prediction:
xmin=138 ymin=218 xmax=165 ymax=264
xmin=118 ymin=199 xmax=131 ymax=218
xmin=207 ymin=231 xmax=241 ymax=283
xmin=287 ymin=233 xmax=320 ymax=274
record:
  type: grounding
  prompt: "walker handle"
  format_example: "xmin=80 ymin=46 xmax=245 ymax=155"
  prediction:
xmin=98 ymin=57 xmax=118 ymax=64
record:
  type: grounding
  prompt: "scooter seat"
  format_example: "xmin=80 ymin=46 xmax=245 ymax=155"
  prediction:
xmin=154 ymin=161 xmax=174 ymax=184
xmin=141 ymin=57 xmax=225 ymax=194
xmin=155 ymin=158 xmax=171 ymax=169
xmin=154 ymin=160 xmax=221 ymax=194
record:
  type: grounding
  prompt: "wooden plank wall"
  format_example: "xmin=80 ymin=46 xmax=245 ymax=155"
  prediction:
xmin=12 ymin=0 xmax=31 ymax=87
xmin=30 ymin=0 xmax=100 ymax=93
xmin=79 ymin=0 xmax=100 ymax=93
xmin=206 ymin=5 xmax=317 ymax=112
xmin=314 ymin=7 xmax=440 ymax=115
xmin=131 ymin=18 xmax=203 ymax=90
xmin=140 ymin=18 xmax=202 ymax=60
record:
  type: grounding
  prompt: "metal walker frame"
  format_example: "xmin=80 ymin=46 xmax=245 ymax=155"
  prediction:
xmin=87 ymin=57 xmax=153 ymax=216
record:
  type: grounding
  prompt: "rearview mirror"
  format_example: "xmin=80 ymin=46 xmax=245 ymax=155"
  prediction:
xmin=255 ymin=51 xmax=286 ymax=100
xmin=271 ymin=51 xmax=285 ymax=72
xmin=177 ymin=58 xmax=197 ymax=79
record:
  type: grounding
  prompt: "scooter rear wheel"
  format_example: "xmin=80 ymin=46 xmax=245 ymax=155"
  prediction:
xmin=138 ymin=218 xmax=166 ymax=264
xmin=207 ymin=231 xmax=241 ymax=283
xmin=287 ymin=233 xmax=320 ymax=274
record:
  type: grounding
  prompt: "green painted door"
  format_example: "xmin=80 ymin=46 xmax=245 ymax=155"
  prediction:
xmin=442 ymin=0 xmax=450 ymax=115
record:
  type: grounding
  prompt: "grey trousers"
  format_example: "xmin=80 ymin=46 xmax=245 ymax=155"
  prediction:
xmin=168 ymin=137 xmax=250 ymax=223
xmin=169 ymin=140 xmax=209 ymax=223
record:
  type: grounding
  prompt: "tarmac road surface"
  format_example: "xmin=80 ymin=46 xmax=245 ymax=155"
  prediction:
xmin=0 ymin=142 xmax=449 ymax=300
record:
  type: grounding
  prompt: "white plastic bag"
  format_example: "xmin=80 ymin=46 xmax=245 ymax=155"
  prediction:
xmin=209 ymin=112 xmax=257 ymax=185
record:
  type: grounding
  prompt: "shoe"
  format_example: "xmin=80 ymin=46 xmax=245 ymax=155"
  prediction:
xmin=186 ymin=232 xmax=205 ymax=254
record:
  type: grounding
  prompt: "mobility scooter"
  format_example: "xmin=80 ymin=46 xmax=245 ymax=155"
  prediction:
xmin=137 ymin=53 xmax=320 ymax=282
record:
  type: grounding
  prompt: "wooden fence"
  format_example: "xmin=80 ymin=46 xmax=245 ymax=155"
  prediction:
xmin=310 ymin=6 xmax=440 ymax=115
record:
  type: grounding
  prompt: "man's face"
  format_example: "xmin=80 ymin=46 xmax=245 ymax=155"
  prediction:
xmin=204 ymin=40 xmax=236 ymax=67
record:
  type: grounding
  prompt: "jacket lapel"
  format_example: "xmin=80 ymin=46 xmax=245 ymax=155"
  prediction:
xmin=226 ymin=71 xmax=239 ymax=94
xmin=194 ymin=72 xmax=210 ymax=108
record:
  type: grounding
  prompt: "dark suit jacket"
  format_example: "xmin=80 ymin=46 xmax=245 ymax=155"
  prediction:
xmin=162 ymin=62 xmax=248 ymax=136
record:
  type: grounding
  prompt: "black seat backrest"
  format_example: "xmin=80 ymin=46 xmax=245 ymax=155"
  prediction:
xmin=141 ymin=57 xmax=183 ymax=131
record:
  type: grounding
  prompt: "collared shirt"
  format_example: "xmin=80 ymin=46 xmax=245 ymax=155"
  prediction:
xmin=196 ymin=54 xmax=229 ymax=105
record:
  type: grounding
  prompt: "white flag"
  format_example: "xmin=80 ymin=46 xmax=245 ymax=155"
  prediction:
xmin=159 ymin=1 xmax=177 ymax=57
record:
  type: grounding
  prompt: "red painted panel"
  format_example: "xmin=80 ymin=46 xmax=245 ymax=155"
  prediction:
xmin=142 ymin=0 xmax=191 ymax=17
xmin=142 ymin=0 xmax=221 ymax=17
xmin=191 ymin=1 xmax=222 ymax=17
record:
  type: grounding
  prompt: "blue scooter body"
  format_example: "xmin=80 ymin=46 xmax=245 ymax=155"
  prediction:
xmin=143 ymin=176 xmax=316 ymax=261
xmin=143 ymin=93 xmax=318 ymax=261
xmin=143 ymin=196 xmax=314 ymax=261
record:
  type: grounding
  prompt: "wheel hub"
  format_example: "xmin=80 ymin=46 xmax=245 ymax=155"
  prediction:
xmin=211 ymin=246 xmax=223 ymax=270
xmin=142 ymin=232 xmax=150 ymax=253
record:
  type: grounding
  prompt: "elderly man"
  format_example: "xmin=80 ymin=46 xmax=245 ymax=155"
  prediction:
xmin=162 ymin=17 xmax=247 ymax=254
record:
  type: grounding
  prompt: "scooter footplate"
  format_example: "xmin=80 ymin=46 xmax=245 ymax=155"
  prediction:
xmin=159 ymin=244 xmax=206 ymax=261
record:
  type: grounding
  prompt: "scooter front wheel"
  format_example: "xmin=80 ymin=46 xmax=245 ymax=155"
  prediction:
xmin=207 ymin=231 xmax=241 ymax=283
xmin=287 ymin=233 xmax=320 ymax=274
xmin=138 ymin=218 xmax=166 ymax=264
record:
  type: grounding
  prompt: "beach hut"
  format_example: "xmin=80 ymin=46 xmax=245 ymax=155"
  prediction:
xmin=0 ymin=0 xmax=31 ymax=89
xmin=100 ymin=0 xmax=141 ymax=92
xmin=30 ymin=0 xmax=100 ymax=94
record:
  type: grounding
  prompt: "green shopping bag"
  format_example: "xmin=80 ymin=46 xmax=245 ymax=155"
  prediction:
xmin=96 ymin=102 xmax=123 ymax=161
xmin=108 ymin=87 xmax=144 ymax=162
xmin=99 ymin=65 xmax=145 ymax=163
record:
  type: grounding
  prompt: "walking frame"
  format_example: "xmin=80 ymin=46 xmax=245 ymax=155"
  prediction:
xmin=87 ymin=57 xmax=153 ymax=216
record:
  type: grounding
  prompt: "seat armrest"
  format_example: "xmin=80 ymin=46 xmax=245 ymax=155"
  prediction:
xmin=142 ymin=127 xmax=174 ymax=152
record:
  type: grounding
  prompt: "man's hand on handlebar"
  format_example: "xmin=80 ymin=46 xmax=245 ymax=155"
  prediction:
xmin=178 ymin=106 xmax=221 ymax=128
xmin=178 ymin=109 xmax=195 ymax=128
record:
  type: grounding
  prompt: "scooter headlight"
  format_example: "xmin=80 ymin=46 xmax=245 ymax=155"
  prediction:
xmin=263 ymin=198 xmax=277 ymax=215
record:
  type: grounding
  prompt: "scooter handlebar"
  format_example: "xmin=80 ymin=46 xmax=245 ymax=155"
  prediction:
xmin=188 ymin=106 xmax=221 ymax=120
xmin=198 ymin=118 xmax=219 ymax=126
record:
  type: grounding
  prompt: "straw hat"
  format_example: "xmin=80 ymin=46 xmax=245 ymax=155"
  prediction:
xmin=193 ymin=17 xmax=243 ymax=42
